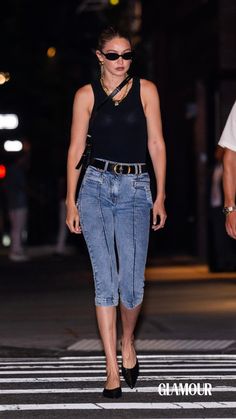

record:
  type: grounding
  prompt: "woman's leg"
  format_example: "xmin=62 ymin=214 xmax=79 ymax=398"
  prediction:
xmin=115 ymin=173 xmax=152 ymax=368
xmin=78 ymin=168 xmax=120 ymax=389
xmin=120 ymin=303 xmax=142 ymax=368
xmin=96 ymin=306 xmax=120 ymax=389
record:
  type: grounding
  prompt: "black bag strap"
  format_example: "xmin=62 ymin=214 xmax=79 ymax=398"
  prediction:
xmin=89 ymin=74 xmax=132 ymax=128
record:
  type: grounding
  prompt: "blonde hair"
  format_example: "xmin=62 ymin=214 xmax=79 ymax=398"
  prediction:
xmin=97 ymin=26 xmax=131 ymax=51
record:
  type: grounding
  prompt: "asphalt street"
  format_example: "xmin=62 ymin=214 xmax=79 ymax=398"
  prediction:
xmin=0 ymin=250 xmax=236 ymax=417
xmin=1 ymin=354 xmax=236 ymax=418
xmin=1 ymin=251 xmax=236 ymax=353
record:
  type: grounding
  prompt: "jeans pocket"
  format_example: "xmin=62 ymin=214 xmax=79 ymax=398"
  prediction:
xmin=134 ymin=180 xmax=153 ymax=206
xmin=84 ymin=176 xmax=103 ymax=185
xmin=83 ymin=167 xmax=103 ymax=185
xmin=145 ymin=186 xmax=153 ymax=205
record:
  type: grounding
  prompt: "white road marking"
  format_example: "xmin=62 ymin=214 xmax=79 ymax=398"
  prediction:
xmin=1 ymin=356 xmax=236 ymax=414
xmin=2 ymin=362 xmax=236 ymax=368
xmin=1 ymin=354 xmax=236 ymax=363
xmin=1 ymin=401 xmax=236 ymax=411
xmin=0 ymin=403 xmax=100 ymax=411
xmin=0 ymin=385 xmax=235 ymax=394
xmin=1 ymin=367 xmax=236 ymax=374
xmin=1 ymin=375 xmax=236 ymax=383
xmin=0 ymin=365 xmax=107 ymax=370
xmin=0 ymin=361 xmax=109 ymax=365
xmin=61 ymin=354 xmax=236 ymax=359
xmin=67 ymin=338 xmax=234 ymax=351
xmin=0 ymin=369 xmax=106 ymax=374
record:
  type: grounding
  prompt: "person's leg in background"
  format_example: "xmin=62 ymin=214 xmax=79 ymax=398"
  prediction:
xmin=9 ymin=207 xmax=28 ymax=261
xmin=55 ymin=199 xmax=68 ymax=255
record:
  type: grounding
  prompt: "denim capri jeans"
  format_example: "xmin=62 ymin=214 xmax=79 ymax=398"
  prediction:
xmin=77 ymin=161 xmax=153 ymax=309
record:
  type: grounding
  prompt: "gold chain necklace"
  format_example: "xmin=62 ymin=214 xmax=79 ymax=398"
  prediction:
xmin=100 ymin=76 xmax=130 ymax=106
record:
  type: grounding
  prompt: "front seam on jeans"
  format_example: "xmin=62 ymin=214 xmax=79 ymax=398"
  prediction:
xmin=132 ymin=188 xmax=137 ymax=305
xmin=98 ymin=184 xmax=114 ymax=299
xmin=78 ymin=189 xmax=100 ymax=297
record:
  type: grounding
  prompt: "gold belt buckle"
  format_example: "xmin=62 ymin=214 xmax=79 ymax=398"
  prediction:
xmin=114 ymin=164 xmax=131 ymax=174
xmin=114 ymin=164 xmax=120 ymax=174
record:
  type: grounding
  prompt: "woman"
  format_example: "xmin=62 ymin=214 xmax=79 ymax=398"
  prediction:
xmin=66 ymin=26 xmax=166 ymax=398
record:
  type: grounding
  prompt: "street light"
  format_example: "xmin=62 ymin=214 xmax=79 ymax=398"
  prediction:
xmin=47 ymin=47 xmax=57 ymax=58
xmin=0 ymin=114 xmax=19 ymax=129
xmin=109 ymin=0 xmax=120 ymax=5
xmin=0 ymin=164 xmax=6 ymax=179
xmin=0 ymin=72 xmax=10 ymax=85
xmin=4 ymin=140 xmax=23 ymax=152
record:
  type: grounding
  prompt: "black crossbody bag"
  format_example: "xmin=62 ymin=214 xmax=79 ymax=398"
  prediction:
xmin=75 ymin=74 xmax=132 ymax=171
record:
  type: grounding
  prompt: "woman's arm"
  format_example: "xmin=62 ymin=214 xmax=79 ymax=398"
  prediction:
xmin=141 ymin=79 xmax=167 ymax=231
xmin=66 ymin=84 xmax=93 ymax=233
xmin=223 ymin=148 xmax=236 ymax=239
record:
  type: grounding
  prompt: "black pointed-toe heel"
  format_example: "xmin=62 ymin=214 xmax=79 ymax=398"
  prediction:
xmin=122 ymin=358 xmax=139 ymax=389
xmin=102 ymin=386 xmax=122 ymax=398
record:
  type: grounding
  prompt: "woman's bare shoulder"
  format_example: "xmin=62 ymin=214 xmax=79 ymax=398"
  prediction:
xmin=140 ymin=78 xmax=158 ymax=94
xmin=73 ymin=84 xmax=94 ymax=112
xmin=74 ymin=84 xmax=93 ymax=101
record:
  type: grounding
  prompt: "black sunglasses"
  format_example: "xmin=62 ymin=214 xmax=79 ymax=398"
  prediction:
xmin=100 ymin=51 xmax=134 ymax=61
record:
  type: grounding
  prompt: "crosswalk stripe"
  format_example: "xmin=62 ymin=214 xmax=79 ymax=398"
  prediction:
xmin=1 ymin=375 xmax=236 ymax=383
xmin=67 ymin=338 xmax=234 ymax=351
xmin=2 ymin=362 xmax=236 ymax=368
xmin=1 ymin=367 xmax=236 ymax=374
xmin=1 ymin=354 xmax=236 ymax=362
xmin=60 ymin=354 xmax=236 ymax=359
xmin=0 ymin=385 xmax=236 ymax=394
xmin=1 ymin=355 xmax=236 ymax=415
xmin=1 ymin=401 xmax=236 ymax=411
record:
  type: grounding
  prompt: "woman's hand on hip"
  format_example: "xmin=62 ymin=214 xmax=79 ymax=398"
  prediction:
xmin=66 ymin=202 xmax=82 ymax=234
xmin=225 ymin=212 xmax=236 ymax=239
xmin=152 ymin=198 xmax=167 ymax=231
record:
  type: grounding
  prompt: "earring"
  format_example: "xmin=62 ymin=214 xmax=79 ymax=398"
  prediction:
xmin=100 ymin=61 xmax=104 ymax=76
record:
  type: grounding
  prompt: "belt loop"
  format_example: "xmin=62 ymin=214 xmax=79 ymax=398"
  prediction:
xmin=138 ymin=164 xmax=141 ymax=174
xmin=104 ymin=161 xmax=109 ymax=171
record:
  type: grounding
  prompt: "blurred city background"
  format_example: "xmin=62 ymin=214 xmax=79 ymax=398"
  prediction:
xmin=1 ymin=0 xmax=236 ymax=268
xmin=1 ymin=4 xmax=236 ymax=415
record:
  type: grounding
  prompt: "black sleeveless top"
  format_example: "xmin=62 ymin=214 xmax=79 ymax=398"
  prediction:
xmin=90 ymin=77 xmax=148 ymax=163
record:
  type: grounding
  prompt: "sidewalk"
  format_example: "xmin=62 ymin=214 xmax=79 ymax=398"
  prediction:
xmin=146 ymin=265 xmax=236 ymax=281
xmin=1 ymin=245 xmax=236 ymax=282
xmin=1 ymin=248 xmax=236 ymax=357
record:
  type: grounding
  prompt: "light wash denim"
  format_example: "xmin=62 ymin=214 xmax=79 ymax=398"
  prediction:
xmin=77 ymin=163 xmax=153 ymax=309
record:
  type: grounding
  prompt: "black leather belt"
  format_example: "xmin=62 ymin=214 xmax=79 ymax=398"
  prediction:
xmin=90 ymin=159 xmax=147 ymax=175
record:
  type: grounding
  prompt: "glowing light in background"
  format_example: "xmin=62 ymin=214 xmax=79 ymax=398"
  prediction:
xmin=109 ymin=0 xmax=119 ymax=5
xmin=47 ymin=47 xmax=56 ymax=58
xmin=2 ymin=234 xmax=11 ymax=247
xmin=0 ymin=114 xmax=19 ymax=129
xmin=0 ymin=74 xmax=6 ymax=85
xmin=4 ymin=140 xmax=23 ymax=152
xmin=0 ymin=165 xmax=6 ymax=178
xmin=0 ymin=72 xmax=10 ymax=85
